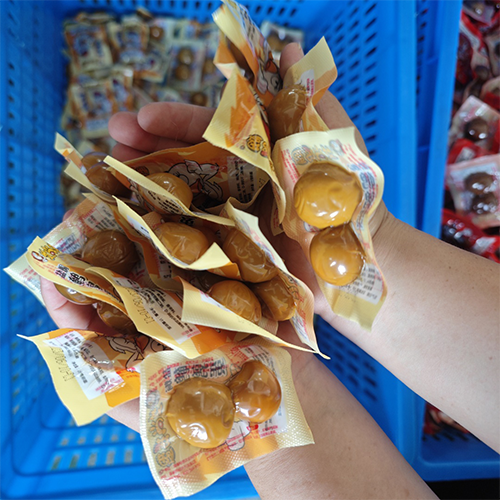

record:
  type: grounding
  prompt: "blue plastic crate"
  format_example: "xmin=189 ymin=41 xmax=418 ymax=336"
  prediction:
xmin=2 ymin=1 xmax=495 ymax=499
xmin=413 ymin=0 xmax=500 ymax=482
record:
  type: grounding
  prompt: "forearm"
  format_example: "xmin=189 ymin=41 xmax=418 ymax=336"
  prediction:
xmin=320 ymin=213 xmax=500 ymax=452
xmin=245 ymin=351 xmax=436 ymax=500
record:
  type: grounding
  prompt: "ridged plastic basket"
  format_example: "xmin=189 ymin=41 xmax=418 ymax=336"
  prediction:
xmin=2 ymin=1 xmax=498 ymax=499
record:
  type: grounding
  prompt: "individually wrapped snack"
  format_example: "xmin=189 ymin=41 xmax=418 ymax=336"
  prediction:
xmin=4 ymin=194 xmax=130 ymax=303
xmin=485 ymin=32 xmax=500 ymax=76
xmin=447 ymin=138 xmax=491 ymax=164
xmin=463 ymin=0 xmax=496 ymax=26
xmin=69 ymin=78 xmax=118 ymax=139
xmin=272 ymin=128 xmax=386 ymax=330
xmin=115 ymin=199 xmax=239 ymax=277
xmin=179 ymin=202 xmax=325 ymax=356
xmin=106 ymin=143 xmax=269 ymax=214
xmin=91 ymin=267 xmax=241 ymax=358
xmin=108 ymin=14 xmax=149 ymax=64
xmin=213 ymin=0 xmax=282 ymax=107
xmin=167 ymin=41 xmax=206 ymax=91
xmin=457 ymin=13 xmax=491 ymax=83
xmin=441 ymin=208 xmax=500 ymax=262
xmin=26 ymin=236 xmax=131 ymax=312
xmin=448 ymin=96 xmax=500 ymax=152
xmin=261 ymin=21 xmax=304 ymax=61
xmin=134 ymin=47 xmax=170 ymax=83
xmin=110 ymin=67 xmax=135 ymax=112
xmin=446 ymin=154 xmax=500 ymax=228
xmin=22 ymin=328 xmax=167 ymax=426
xmin=64 ymin=22 xmax=113 ymax=73
xmin=203 ymin=71 xmax=286 ymax=221
xmin=140 ymin=338 xmax=313 ymax=499
xmin=267 ymin=38 xmax=337 ymax=142
xmin=480 ymin=76 xmax=500 ymax=109
xmin=148 ymin=17 xmax=177 ymax=50
xmin=202 ymin=33 xmax=224 ymax=87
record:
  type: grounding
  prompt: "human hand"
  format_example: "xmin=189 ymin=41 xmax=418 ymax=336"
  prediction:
xmin=108 ymin=43 xmax=389 ymax=323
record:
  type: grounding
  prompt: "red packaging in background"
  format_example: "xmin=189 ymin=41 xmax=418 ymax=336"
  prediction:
xmin=448 ymin=96 xmax=500 ymax=152
xmin=441 ymin=208 xmax=500 ymax=261
xmin=484 ymin=31 xmax=500 ymax=76
xmin=480 ymin=76 xmax=500 ymax=109
xmin=456 ymin=12 xmax=491 ymax=85
xmin=446 ymin=154 xmax=500 ymax=228
xmin=424 ymin=403 xmax=470 ymax=436
xmin=447 ymin=138 xmax=491 ymax=164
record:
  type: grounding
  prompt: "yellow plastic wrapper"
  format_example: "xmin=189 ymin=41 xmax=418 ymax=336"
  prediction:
xmin=26 ymin=236 xmax=128 ymax=311
xmin=22 ymin=328 xmax=168 ymax=426
xmin=115 ymin=198 xmax=240 ymax=278
xmin=274 ymin=37 xmax=338 ymax=135
xmin=91 ymin=267 xmax=243 ymax=359
xmin=203 ymin=71 xmax=287 ymax=222
xmin=105 ymin=155 xmax=236 ymax=227
xmin=118 ymin=142 xmax=269 ymax=214
xmin=177 ymin=201 xmax=326 ymax=357
xmin=213 ymin=0 xmax=281 ymax=107
xmin=4 ymin=194 xmax=130 ymax=303
xmin=272 ymin=127 xmax=387 ymax=330
xmin=140 ymin=338 xmax=313 ymax=499
xmin=55 ymin=133 xmax=123 ymax=204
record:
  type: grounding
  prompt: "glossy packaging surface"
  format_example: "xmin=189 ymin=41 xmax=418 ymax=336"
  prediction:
xmin=166 ymin=378 xmax=235 ymax=448
xmin=293 ymin=162 xmax=363 ymax=228
xmin=309 ymin=225 xmax=365 ymax=286
xmin=227 ymin=360 xmax=281 ymax=423
xmin=208 ymin=280 xmax=262 ymax=324
xmin=81 ymin=230 xmax=139 ymax=275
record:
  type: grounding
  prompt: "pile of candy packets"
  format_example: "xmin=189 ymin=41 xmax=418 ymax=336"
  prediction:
xmin=5 ymin=1 xmax=387 ymax=498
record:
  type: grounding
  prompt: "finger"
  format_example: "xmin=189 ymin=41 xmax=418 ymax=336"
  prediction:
xmin=138 ymin=102 xmax=215 ymax=145
xmin=112 ymin=143 xmax=149 ymax=162
xmin=40 ymin=278 xmax=118 ymax=335
xmin=278 ymin=43 xmax=368 ymax=156
xmin=63 ymin=209 xmax=75 ymax=221
xmin=107 ymin=397 xmax=140 ymax=432
xmin=315 ymin=93 xmax=368 ymax=155
xmin=108 ymin=111 xmax=192 ymax=152
xmin=279 ymin=43 xmax=304 ymax=79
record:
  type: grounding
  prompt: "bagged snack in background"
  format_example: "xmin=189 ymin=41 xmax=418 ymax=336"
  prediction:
xmin=140 ymin=338 xmax=313 ymax=499
xmin=64 ymin=21 xmax=113 ymax=74
xmin=447 ymin=154 xmax=500 ymax=229
xmin=441 ymin=209 xmax=500 ymax=262
xmin=272 ymin=127 xmax=386 ymax=330
xmin=22 ymin=328 xmax=168 ymax=426
xmin=213 ymin=0 xmax=282 ymax=107
xmin=448 ymin=96 xmax=500 ymax=153
xmin=108 ymin=14 xmax=149 ymax=64
xmin=167 ymin=40 xmax=206 ymax=91
xmin=260 ymin=21 xmax=304 ymax=61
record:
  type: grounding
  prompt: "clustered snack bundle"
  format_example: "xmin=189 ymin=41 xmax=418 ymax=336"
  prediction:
xmin=5 ymin=1 xmax=388 ymax=498
xmin=425 ymin=0 xmax=500 ymax=437
xmin=446 ymin=4 xmax=500 ymax=231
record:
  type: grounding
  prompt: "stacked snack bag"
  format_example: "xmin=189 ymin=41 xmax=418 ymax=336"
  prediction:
xmin=60 ymin=9 xmax=226 ymax=208
xmin=425 ymin=0 xmax=500 ymax=437
xmin=5 ymin=2 xmax=388 ymax=498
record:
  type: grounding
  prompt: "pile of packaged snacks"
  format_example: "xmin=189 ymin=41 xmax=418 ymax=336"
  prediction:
xmin=6 ymin=1 xmax=388 ymax=497
xmin=425 ymin=0 xmax=500 ymax=438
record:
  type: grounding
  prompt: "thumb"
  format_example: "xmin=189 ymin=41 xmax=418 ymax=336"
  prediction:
xmin=279 ymin=43 xmax=304 ymax=79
